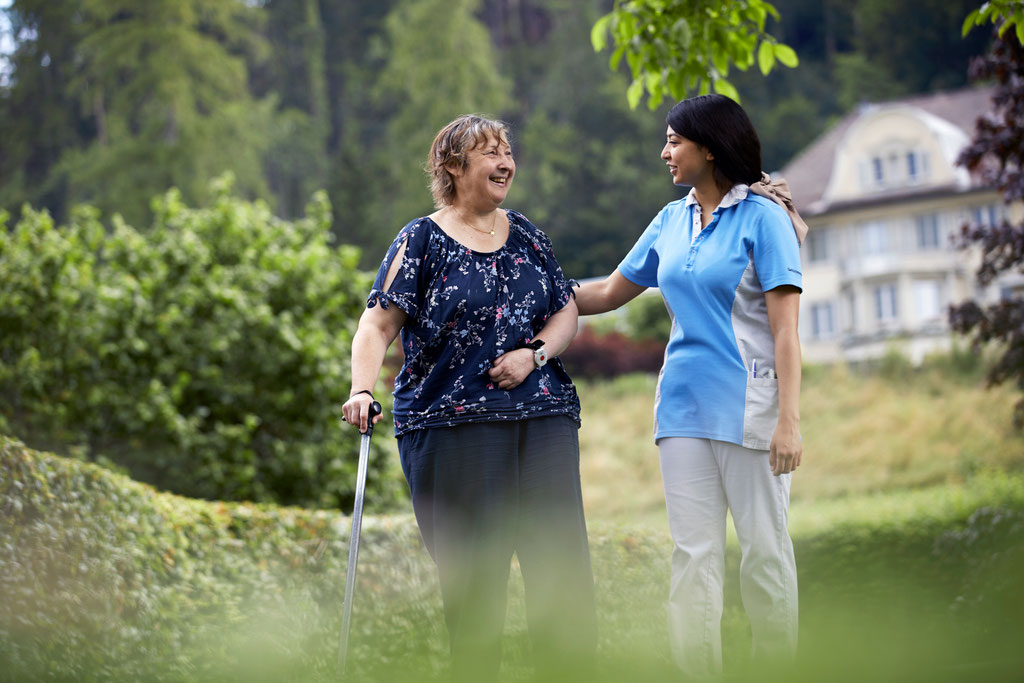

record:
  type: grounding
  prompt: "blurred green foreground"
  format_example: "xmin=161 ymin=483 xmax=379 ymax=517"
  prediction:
xmin=2 ymin=430 xmax=1023 ymax=683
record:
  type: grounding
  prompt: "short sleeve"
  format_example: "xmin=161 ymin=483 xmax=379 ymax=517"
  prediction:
xmin=751 ymin=201 xmax=803 ymax=293
xmin=366 ymin=219 xmax=432 ymax=318
xmin=617 ymin=207 xmax=666 ymax=288
xmin=534 ymin=228 xmax=574 ymax=314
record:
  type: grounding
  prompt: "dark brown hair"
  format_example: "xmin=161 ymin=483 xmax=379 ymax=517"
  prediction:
xmin=666 ymin=95 xmax=762 ymax=192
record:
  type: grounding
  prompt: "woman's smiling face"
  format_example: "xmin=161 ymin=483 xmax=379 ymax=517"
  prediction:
xmin=661 ymin=125 xmax=713 ymax=187
xmin=451 ymin=134 xmax=516 ymax=208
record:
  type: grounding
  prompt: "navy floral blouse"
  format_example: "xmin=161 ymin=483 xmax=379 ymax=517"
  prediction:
xmin=368 ymin=210 xmax=581 ymax=435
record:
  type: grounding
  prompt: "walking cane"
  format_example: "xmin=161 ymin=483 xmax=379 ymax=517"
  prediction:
xmin=338 ymin=399 xmax=382 ymax=676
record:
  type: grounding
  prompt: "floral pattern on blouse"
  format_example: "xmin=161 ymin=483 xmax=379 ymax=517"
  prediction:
xmin=367 ymin=210 xmax=581 ymax=435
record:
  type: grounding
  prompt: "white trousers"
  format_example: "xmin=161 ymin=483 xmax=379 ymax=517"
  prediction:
xmin=658 ymin=437 xmax=798 ymax=680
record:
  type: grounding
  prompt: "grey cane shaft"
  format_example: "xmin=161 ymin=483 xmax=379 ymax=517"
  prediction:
xmin=338 ymin=429 xmax=372 ymax=675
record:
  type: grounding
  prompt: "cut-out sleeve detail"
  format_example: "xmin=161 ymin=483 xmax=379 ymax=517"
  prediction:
xmin=365 ymin=221 xmax=429 ymax=318
xmin=376 ymin=211 xmax=581 ymax=436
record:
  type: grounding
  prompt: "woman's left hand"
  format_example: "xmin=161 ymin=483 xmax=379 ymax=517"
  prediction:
xmin=769 ymin=420 xmax=802 ymax=476
xmin=488 ymin=348 xmax=536 ymax=390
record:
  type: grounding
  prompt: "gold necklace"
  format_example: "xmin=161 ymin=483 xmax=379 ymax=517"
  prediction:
xmin=457 ymin=209 xmax=499 ymax=236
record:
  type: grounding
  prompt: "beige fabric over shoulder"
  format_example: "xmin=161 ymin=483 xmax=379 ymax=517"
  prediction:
xmin=748 ymin=172 xmax=808 ymax=246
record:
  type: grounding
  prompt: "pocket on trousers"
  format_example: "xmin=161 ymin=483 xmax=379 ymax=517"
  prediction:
xmin=743 ymin=377 xmax=778 ymax=450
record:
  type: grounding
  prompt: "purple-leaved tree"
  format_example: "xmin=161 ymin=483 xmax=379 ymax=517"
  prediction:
xmin=950 ymin=30 xmax=1024 ymax=426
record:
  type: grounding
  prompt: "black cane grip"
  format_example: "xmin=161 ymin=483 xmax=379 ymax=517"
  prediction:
xmin=364 ymin=401 xmax=382 ymax=436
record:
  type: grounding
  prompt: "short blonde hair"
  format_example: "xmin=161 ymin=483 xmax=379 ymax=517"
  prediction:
xmin=427 ymin=114 xmax=511 ymax=208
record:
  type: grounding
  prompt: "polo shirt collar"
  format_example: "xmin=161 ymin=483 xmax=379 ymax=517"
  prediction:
xmin=683 ymin=183 xmax=750 ymax=212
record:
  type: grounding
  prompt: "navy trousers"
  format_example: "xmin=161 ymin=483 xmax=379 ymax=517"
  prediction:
xmin=397 ymin=415 xmax=597 ymax=682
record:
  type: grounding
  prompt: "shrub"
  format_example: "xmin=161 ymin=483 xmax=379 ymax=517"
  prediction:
xmin=622 ymin=293 xmax=672 ymax=343
xmin=0 ymin=180 xmax=401 ymax=509
xmin=560 ymin=326 xmax=666 ymax=379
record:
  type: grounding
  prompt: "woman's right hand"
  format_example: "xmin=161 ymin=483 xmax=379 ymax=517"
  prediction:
xmin=342 ymin=392 xmax=382 ymax=434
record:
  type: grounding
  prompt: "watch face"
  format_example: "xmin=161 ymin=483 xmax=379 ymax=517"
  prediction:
xmin=534 ymin=347 xmax=548 ymax=367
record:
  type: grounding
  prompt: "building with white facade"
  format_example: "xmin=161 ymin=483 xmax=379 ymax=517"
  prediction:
xmin=779 ymin=87 xmax=1017 ymax=364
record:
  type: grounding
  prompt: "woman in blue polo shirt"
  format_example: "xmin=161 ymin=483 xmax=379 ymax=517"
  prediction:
xmin=575 ymin=94 xmax=803 ymax=678
xmin=342 ymin=114 xmax=595 ymax=682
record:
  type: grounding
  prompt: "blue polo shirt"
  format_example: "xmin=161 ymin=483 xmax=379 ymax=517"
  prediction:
xmin=618 ymin=185 xmax=802 ymax=449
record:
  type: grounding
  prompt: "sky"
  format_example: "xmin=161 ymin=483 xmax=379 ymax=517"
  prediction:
xmin=0 ymin=0 xmax=12 ymax=87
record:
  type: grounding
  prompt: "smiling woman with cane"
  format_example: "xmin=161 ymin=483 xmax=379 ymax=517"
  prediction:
xmin=574 ymin=94 xmax=805 ymax=679
xmin=341 ymin=114 xmax=595 ymax=682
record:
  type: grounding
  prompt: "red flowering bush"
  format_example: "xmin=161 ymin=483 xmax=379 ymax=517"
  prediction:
xmin=560 ymin=326 xmax=666 ymax=379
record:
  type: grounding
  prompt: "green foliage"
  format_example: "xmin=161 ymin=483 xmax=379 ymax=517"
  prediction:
xmin=370 ymin=0 xmax=512 ymax=231
xmin=0 ymin=436 xmax=435 ymax=682
xmin=2 ymin=437 xmax=1023 ymax=681
xmin=832 ymin=52 xmax=907 ymax=112
xmin=852 ymin=0 xmax=991 ymax=95
xmin=590 ymin=0 xmax=799 ymax=109
xmin=0 ymin=181 xmax=401 ymax=509
xmin=507 ymin=0 xmax=680 ymax=279
xmin=256 ymin=0 xmax=331 ymax=220
xmin=727 ymin=0 xmax=988 ymax=171
xmin=53 ymin=0 xmax=273 ymax=225
xmin=623 ymin=294 xmax=672 ymax=342
xmin=0 ymin=0 xmax=1000 ymax=275
xmin=0 ymin=1 xmax=92 ymax=221
xmin=963 ymin=0 xmax=1024 ymax=45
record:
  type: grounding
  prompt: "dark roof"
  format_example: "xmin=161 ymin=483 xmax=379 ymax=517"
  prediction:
xmin=778 ymin=86 xmax=997 ymax=216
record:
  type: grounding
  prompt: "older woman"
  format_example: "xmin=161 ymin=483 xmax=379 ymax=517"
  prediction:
xmin=575 ymin=94 xmax=803 ymax=679
xmin=342 ymin=114 xmax=595 ymax=681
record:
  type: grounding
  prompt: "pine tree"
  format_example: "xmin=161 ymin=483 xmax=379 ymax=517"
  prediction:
xmin=0 ymin=1 xmax=92 ymax=222
xmin=56 ymin=0 xmax=274 ymax=224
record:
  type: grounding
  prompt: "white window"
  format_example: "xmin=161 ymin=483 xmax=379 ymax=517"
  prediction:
xmin=860 ymin=221 xmax=889 ymax=255
xmin=913 ymin=280 xmax=943 ymax=323
xmin=887 ymin=152 xmax=900 ymax=183
xmin=906 ymin=150 xmax=930 ymax=182
xmin=915 ymin=214 xmax=941 ymax=249
xmin=810 ymin=302 xmax=836 ymax=339
xmin=874 ymin=283 xmax=899 ymax=322
xmin=807 ymin=227 xmax=832 ymax=263
xmin=972 ymin=203 xmax=1003 ymax=227
xmin=866 ymin=145 xmax=930 ymax=190
xmin=872 ymin=157 xmax=884 ymax=184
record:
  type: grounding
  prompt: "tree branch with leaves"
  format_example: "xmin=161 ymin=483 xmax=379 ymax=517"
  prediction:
xmin=962 ymin=0 xmax=1024 ymax=45
xmin=590 ymin=0 xmax=798 ymax=109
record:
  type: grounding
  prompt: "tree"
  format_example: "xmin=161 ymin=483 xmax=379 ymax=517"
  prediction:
xmin=54 ymin=0 xmax=274 ymax=225
xmin=0 ymin=1 xmax=93 ymax=222
xmin=509 ymin=0 xmax=678 ymax=278
xmin=355 ymin=0 xmax=511 ymax=251
xmin=949 ymin=31 xmax=1024 ymax=426
xmin=254 ymin=0 xmax=331 ymax=219
xmin=851 ymin=0 xmax=992 ymax=96
xmin=590 ymin=0 xmax=799 ymax=109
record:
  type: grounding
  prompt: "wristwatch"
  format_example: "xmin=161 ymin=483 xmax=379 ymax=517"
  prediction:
xmin=523 ymin=338 xmax=548 ymax=368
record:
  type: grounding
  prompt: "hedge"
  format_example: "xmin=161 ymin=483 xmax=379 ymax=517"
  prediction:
xmin=0 ymin=181 xmax=401 ymax=509
xmin=0 ymin=435 xmax=436 ymax=682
